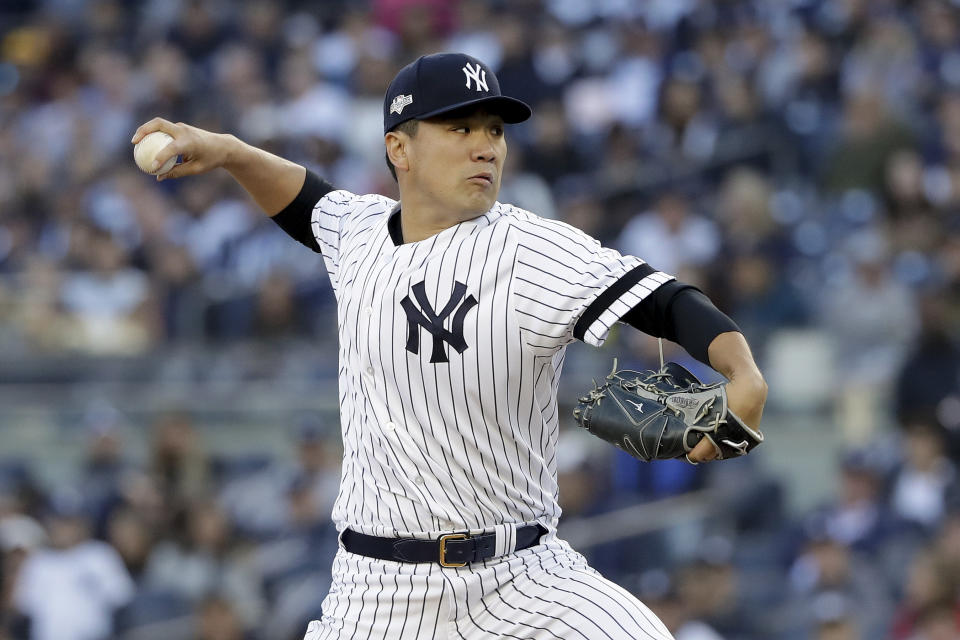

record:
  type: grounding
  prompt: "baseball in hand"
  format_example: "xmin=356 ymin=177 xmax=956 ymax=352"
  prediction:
xmin=133 ymin=131 xmax=178 ymax=175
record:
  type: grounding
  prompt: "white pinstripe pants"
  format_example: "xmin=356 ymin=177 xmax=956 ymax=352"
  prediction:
xmin=303 ymin=536 xmax=674 ymax=640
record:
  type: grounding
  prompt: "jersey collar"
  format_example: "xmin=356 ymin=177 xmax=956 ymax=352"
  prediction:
xmin=387 ymin=204 xmax=404 ymax=245
xmin=386 ymin=202 xmax=503 ymax=247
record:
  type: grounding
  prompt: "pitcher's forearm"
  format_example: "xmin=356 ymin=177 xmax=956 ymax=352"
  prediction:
xmin=707 ymin=332 xmax=760 ymax=380
xmin=221 ymin=135 xmax=307 ymax=216
xmin=707 ymin=331 xmax=767 ymax=427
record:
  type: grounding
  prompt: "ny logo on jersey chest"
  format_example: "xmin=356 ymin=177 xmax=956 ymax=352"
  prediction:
xmin=401 ymin=281 xmax=478 ymax=363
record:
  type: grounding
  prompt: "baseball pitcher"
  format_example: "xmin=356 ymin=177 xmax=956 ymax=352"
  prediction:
xmin=131 ymin=53 xmax=767 ymax=640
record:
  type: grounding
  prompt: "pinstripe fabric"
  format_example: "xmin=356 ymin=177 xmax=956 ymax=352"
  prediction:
xmin=304 ymin=190 xmax=675 ymax=639
xmin=310 ymin=191 xmax=674 ymax=539
xmin=304 ymin=538 xmax=673 ymax=640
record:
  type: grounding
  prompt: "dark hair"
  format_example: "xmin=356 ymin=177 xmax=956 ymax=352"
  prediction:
xmin=385 ymin=120 xmax=419 ymax=182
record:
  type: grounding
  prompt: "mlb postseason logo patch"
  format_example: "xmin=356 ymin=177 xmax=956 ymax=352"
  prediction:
xmin=390 ymin=94 xmax=414 ymax=115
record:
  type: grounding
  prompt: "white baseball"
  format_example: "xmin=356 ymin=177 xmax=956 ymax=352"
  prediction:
xmin=133 ymin=131 xmax=178 ymax=175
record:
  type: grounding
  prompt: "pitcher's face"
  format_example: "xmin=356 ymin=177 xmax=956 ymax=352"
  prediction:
xmin=406 ymin=109 xmax=507 ymax=219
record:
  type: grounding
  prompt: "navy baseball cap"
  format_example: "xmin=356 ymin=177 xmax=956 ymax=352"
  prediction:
xmin=383 ymin=53 xmax=532 ymax=135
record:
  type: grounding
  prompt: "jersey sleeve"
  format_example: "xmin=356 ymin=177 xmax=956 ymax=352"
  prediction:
xmin=270 ymin=171 xmax=393 ymax=294
xmin=511 ymin=215 xmax=675 ymax=350
xmin=309 ymin=190 xmax=391 ymax=293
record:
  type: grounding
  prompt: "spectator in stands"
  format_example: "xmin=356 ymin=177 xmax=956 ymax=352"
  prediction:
xmin=255 ymin=472 xmax=336 ymax=640
xmin=78 ymin=403 xmax=133 ymax=537
xmin=723 ymin=251 xmax=809 ymax=349
xmin=650 ymin=65 xmax=711 ymax=166
xmin=144 ymin=497 xmax=264 ymax=633
xmin=883 ymin=149 xmax=934 ymax=223
xmin=715 ymin=168 xmax=784 ymax=256
xmin=194 ymin=593 xmax=249 ymax=640
xmin=0 ymin=503 xmax=45 ymax=640
xmin=106 ymin=507 xmax=154 ymax=584
xmin=674 ymin=550 xmax=746 ymax=639
xmin=252 ymin=270 xmax=298 ymax=339
xmin=522 ymin=99 xmax=587 ymax=186
xmin=820 ymin=230 xmax=920 ymax=438
xmin=58 ymin=228 xmax=155 ymax=355
xmin=824 ymin=88 xmax=915 ymax=193
xmin=219 ymin=414 xmax=338 ymax=542
xmin=638 ymin=568 xmax=725 ymax=640
xmin=928 ymin=512 xmax=960 ymax=584
xmin=889 ymin=421 xmax=958 ymax=533
xmin=805 ymin=449 xmax=898 ymax=553
xmin=149 ymin=410 xmax=210 ymax=508
xmin=894 ymin=295 xmax=960 ymax=447
xmin=13 ymin=488 xmax=134 ymax=640
xmin=7 ymin=258 xmax=66 ymax=353
xmin=927 ymin=90 xmax=960 ymax=169
xmin=786 ymin=531 xmax=893 ymax=640
xmin=616 ymin=191 xmax=720 ymax=277
xmin=822 ymin=231 xmax=919 ymax=387
xmin=891 ymin=548 xmax=960 ymax=639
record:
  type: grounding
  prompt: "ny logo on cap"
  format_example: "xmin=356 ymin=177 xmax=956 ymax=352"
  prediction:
xmin=390 ymin=94 xmax=414 ymax=115
xmin=462 ymin=62 xmax=488 ymax=92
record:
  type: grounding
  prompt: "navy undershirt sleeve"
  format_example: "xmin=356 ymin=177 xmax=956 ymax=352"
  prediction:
xmin=620 ymin=281 xmax=740 ymax=365
xmin=269 ymin=169 xmax=335 ymax=252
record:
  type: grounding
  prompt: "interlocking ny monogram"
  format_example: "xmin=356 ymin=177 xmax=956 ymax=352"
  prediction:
xmin=462 ymin=62 xmax=488 ymax=92
xmin=401 ymin=281 xmax=478 ymax=363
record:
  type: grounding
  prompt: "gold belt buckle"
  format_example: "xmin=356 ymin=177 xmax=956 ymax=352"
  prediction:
xmin=438 ymin=533 xmax=470 ymax=567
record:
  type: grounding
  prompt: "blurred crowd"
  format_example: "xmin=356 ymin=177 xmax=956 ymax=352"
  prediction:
xmin=0 ymin=408 xmax=341 ymax=640
xmin=3 ymin=0 xmax=960 ymax=638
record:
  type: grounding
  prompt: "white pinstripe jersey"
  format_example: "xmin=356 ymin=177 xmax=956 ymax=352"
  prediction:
xmin=311 ymin=190 xmax=674 ymax=539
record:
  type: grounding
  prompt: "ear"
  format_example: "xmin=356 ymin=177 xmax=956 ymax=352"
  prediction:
xmin=385 ymin=131 xmax=410 ymax=174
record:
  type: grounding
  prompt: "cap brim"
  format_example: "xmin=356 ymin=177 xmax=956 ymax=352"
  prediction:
xmin=417 ymin=95 xmax=532 ymax=124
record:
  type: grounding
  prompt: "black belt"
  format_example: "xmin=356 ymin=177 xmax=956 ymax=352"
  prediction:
xmin=341 ymin=523 xmax=547 ymax=567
